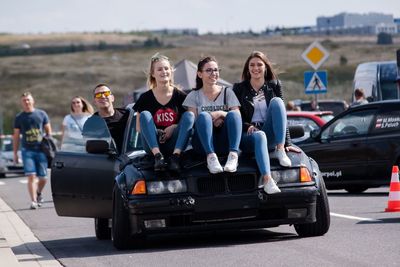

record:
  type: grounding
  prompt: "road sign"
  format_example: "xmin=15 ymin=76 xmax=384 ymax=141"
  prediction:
xmin=304 ymin=71 xmax=328 ymax=94
xmin=301 ymin=41 xmax=329 ymax=70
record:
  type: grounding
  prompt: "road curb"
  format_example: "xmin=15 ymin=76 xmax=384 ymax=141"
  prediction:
xmin=0 ymin=197 xmax=62 ymax=266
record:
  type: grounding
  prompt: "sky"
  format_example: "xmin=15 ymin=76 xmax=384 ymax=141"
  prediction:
xmin=0 ymin=0 xmax=399 ymax=34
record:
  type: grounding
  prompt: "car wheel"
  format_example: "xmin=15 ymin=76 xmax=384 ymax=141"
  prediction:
xmin=112 ymin=184 xmax=145 ymax=250
xmin=0 ymin=173 xmax=6 ymax=178
xmin=294 ymin=177 xmax=330 ymax=237
xmin=344 ymin=186 xmax=368 ymax=194
xmin=95 ymin=218 xmax=111 ymax=240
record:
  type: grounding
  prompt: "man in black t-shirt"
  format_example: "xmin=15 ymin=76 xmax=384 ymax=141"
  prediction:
xmin=92 ymin=84 xmax=128 ymax=153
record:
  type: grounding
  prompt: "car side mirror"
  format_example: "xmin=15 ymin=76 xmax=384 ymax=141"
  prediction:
xmin=289 ymin=125 xmax=305 ymax=139
xmin=86 ymin=140 xmax=111 ymax=154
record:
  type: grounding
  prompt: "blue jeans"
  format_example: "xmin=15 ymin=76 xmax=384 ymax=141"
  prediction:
xmin=139 ymin=111 xmax=195 ymax=156
xmin=260 ymin=97 xmax=287 ymax=150
xmin=192 ymin=111 xmax=242 ymax=155
xmin=240 ymin=131 xmax=270 ymax=176
xmin=239 ymin=97 xmax=287 ymax=176
xmin=21 ymin=149 xmax=48 ymax=178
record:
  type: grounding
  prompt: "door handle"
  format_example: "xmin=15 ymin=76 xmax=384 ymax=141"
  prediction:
xmin=54 ymin=162 xmax=64 ymax=168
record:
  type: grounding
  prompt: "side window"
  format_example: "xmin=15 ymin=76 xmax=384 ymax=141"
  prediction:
xmin=370 ymin=110 xmax=400 ymax=134
xmin=61 ymin=115 xmax=112 ymax=153
xmin=321 ymin=109 xmax=376 ymax=139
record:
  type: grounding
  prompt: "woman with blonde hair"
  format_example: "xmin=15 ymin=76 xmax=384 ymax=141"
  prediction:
xmin=60 ymin=96 xmax=93 ymax=148
xmin=133 ymin=53 xmax=194 ymax=171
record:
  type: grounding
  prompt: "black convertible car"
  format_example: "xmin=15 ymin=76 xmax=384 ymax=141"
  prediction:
xmin=51 ymin=105 xmax=330 ymax=249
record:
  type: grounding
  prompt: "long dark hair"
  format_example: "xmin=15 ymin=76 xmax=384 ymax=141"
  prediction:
xmin=241 ymin=51 xmax=278 ymax=82
xmin=195 ymin=56 xmax=217 ymax=90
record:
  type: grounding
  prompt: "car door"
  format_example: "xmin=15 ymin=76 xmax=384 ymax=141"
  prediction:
xmin=301 ymin=108 xmax=376 ymax=186
xmin=51 ymin=115 xmax=118 ymax=219
xmin=366 ymin=107 xmax=400 ymax=185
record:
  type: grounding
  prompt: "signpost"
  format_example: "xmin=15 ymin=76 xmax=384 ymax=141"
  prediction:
xmin=302 ymin=41 xmax=330 ymax=106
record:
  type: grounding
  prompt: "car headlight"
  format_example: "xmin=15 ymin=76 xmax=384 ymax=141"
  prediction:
xmin=271 ymin=166 xmax=312 ymax=183
xmin=147 ymin=180 xmax=187 ymax=195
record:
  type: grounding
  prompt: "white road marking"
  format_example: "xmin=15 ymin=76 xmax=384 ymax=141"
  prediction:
xmin=330 ymin=212 xmax=381 ymax=222
xmin=19 ymin=179 xmax=28 ymax=184
xmin=0 ymin=181 xmax=5 ymax=185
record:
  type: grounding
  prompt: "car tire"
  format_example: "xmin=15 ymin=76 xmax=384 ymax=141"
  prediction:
xmin=0 ymin=173 xmax=6 ymax=178
xmin=95 ymin=218 xmax=111 ymax=240
xmin=344 ymin=186 xmax=368 ymax=194
xmin=294 ymin=177 xmax=330 ymax=237
xmin=112 ymin=184 xmax=132 ymax=249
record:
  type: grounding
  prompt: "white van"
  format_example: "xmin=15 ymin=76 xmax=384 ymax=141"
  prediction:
xmin=352 ymin=61 xmax=399 ymax=102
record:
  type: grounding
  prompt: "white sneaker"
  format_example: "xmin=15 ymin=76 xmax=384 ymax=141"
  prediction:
xmin=270 ymin=149 xmax=291 ymax=167
xmin=37 ymin=193 xmax=44 ymax=207
xmin=224 ymin=152 xmax=238 ymax=172
xmin=207 ymin=153 xmax=223 ymax=174
xmin=30 ymin=201 xmax=38 ymax=210
xmin=263 ymin=178 xmax=281 ymax=194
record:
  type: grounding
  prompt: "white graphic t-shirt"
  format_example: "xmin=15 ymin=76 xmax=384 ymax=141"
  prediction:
xmin=183 ymin=87 xmax=240 ymax=114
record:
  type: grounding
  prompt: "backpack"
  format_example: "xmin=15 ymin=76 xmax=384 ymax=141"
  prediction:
xmin=41 ymin=136 xmax=57 ymax=168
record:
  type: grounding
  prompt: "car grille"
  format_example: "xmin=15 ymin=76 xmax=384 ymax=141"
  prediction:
xmin=196 ymin=173 xmax=256 ymax=194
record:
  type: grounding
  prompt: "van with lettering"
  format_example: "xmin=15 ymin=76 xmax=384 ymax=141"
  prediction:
xmin=352 ymin=61 xmax=399 ymax=102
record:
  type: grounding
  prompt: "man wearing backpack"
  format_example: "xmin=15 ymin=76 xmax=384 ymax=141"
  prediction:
xmin=13 ymin=92 xmax=52 ymax=209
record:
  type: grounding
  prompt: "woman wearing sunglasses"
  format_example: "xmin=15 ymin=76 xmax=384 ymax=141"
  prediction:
xmin=133 ymin=53 xmax=195 ymax=172
xmin=183 ymin=56 xmax=242 ymax=174
xmin=60 ymin=96 xmax=94 ymax=149
xmin=233 ymin=51 xmax=301 ymax=194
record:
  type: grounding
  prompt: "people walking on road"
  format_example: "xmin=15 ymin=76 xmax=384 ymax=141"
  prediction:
xmin=233 ymin=51 xmax=300 ymax=194
xmin=60 ymin=96 xmax=93 ymax=149
xmin=351 ymin=88 xmax=369 ymax=107
xmin=13 ymin=92 xmax=52 ymax=209
xmin=133 ymin=53 xmax=194 ymax=171
xmin=92 ymin=84 xmax=129 ymax=153
xmin=183 ymin=56 xmax=242 ymax=174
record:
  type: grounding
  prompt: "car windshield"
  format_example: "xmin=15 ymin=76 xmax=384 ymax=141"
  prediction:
xmin=125 ymin=114 xmax=143 ymax=153
xmin=320 ymin=114 xmax=334 ymax=122
xmin=60 ymin=115 xmax=112 ymax=152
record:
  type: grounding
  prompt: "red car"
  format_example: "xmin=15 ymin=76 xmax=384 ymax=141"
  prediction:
xmin=287 ymin=111 xmax=334 ymax=143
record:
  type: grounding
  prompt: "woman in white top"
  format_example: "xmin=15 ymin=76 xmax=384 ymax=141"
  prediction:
xmin=60 ymin=96 xmax=94 ymax=148
xmin=183 ymin=56 xmax=242 ymax=174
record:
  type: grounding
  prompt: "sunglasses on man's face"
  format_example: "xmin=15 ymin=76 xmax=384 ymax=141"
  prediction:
xmin=94 ymin=91 xmax=112 ymax=99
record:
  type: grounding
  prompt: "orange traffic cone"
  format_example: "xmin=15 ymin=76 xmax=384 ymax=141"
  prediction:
xmin=385 ymin=165 xmax=400 ymax=212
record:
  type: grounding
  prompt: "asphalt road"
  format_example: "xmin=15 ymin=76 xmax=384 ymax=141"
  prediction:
xmin=0 ymin=173 xmax=399 ymax=267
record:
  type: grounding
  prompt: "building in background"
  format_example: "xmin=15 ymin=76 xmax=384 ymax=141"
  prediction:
xmin=317 ymin=12 xmax=397 ymax=35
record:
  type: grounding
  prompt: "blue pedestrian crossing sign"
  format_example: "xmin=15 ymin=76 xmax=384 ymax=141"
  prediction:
xmin=304 ymin=71 xmax=328 ymax=94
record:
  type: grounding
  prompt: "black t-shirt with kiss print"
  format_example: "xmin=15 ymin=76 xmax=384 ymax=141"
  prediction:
xmin=133 ymin=88 xmax=187 ymax=130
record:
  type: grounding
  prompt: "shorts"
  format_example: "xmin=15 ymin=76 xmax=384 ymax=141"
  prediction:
xmin=21 ymin=149 xmax=48 ymax=178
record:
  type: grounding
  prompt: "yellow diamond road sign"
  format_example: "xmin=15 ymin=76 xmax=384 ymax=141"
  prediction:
xmin=301 ymin=41 xmax=329 ymax=70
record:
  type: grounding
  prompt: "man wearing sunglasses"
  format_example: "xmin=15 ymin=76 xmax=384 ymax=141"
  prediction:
xmin=92 ymin=84 xmax=129 ymax=153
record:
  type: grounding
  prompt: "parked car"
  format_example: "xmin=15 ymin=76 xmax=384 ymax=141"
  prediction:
xmin=287 ymin=111 xmax=334 ymax=143
xmin=51 ymin=105 xmax=330 ymax=250
xmin=297 ymin=100 xmax=400 ymax=193
xmin=298 ymin=99 xmax=349 ymax=116
xmin=0 ymin=135 xmax=23 ymax=178
xmin=353 ymin=61 xmax=399 ymax=102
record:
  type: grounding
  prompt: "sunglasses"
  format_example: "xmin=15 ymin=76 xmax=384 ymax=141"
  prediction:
xmin=94 ymin=91 xmax=112 ymax=99
xmin=151 ymin=52 xmax=169 ymax=62
xmin=204 ymin=68 xmax=220 ymax=75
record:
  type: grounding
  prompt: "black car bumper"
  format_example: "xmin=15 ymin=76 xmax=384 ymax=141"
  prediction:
xmin=127 ymin=186 xmax=318 ymax=235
